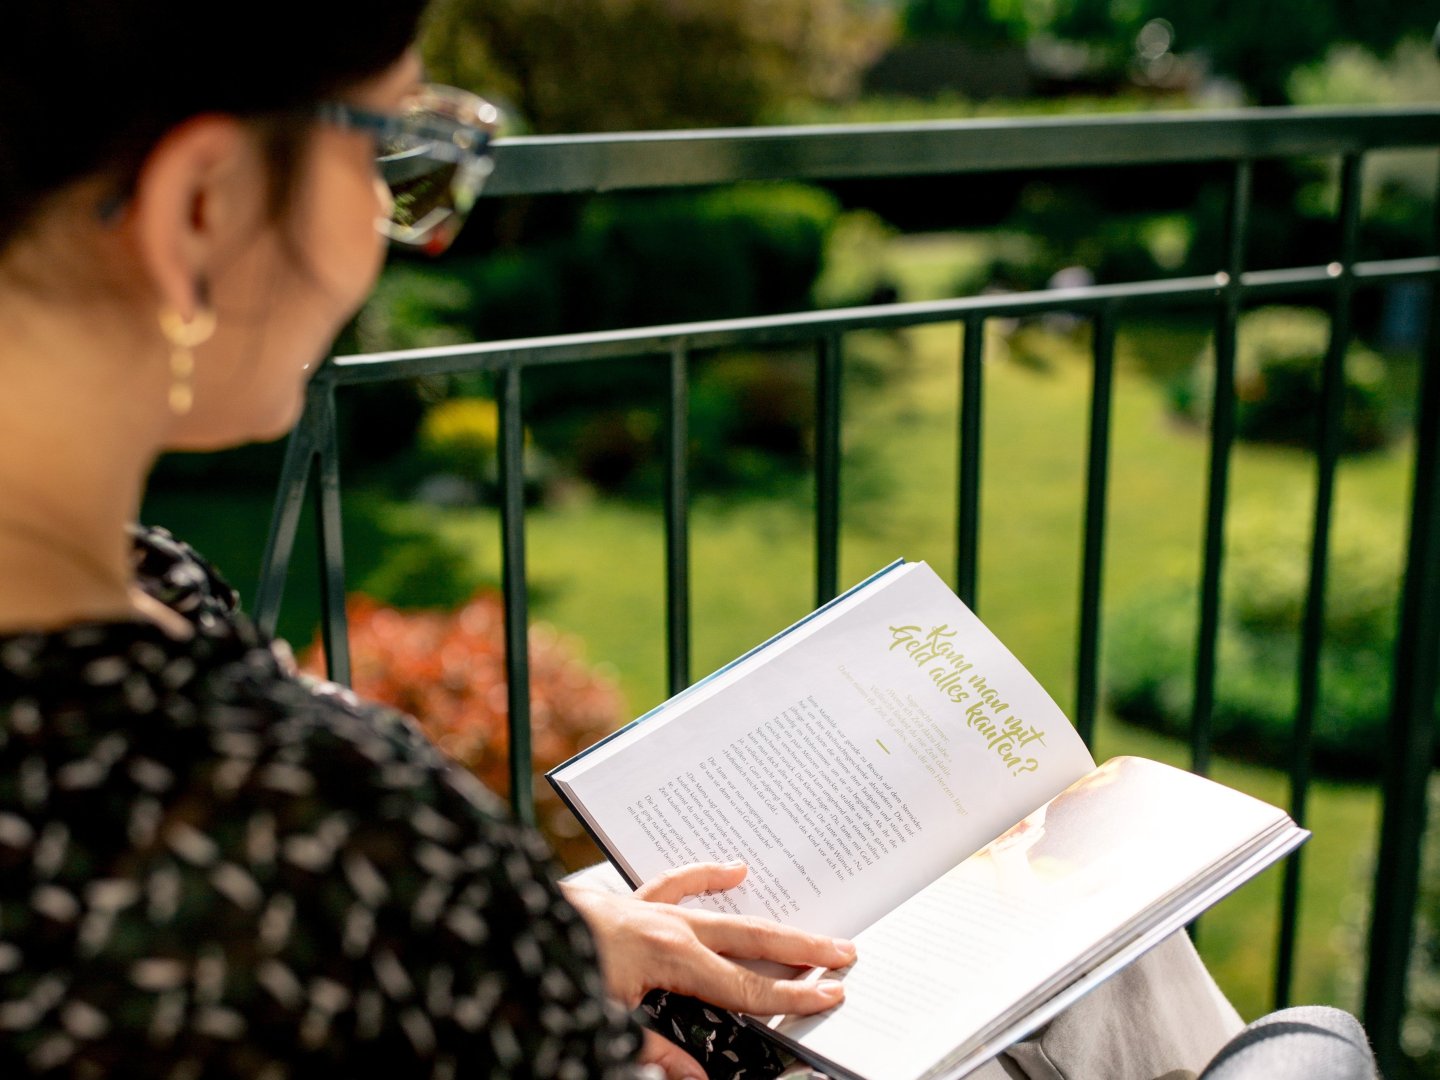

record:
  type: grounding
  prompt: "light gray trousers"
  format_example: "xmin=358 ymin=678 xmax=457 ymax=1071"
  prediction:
xmin=965 ymin=938 xmax=1376 ymax=1080
xmin=985 ymin=931 xmax=1240 ymax=1080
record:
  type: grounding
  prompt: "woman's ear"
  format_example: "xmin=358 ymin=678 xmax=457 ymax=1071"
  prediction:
xmin=127 ymin=115 xmax=253 ymax=319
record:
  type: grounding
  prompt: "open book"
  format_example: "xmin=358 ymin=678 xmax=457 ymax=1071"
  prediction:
xmin=548 ymin=560 xmax=1307 ymax=1080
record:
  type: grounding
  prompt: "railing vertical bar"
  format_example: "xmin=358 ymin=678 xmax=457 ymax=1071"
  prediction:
xmin=815 ymin=334 xmax=843 ymax=606
xmin=1191 ymin=160 xmax=1252 ymax=779
xmin=1364 ymin=207 xmax=1440 ymax=1078
xmin=312 ymin=384 xmax=351 ymax=686
xmin=496 ymin=364 xmax=536 ymax=825
xmin=1274 ymin=153 xmax=1364 ymax=1009
xmin=957 ymin=317 xmax=985 ymax=612
xmin=1074 ymin=308 xmax=1117 ymax=749
xmin=665 ymin=345 xmax=692 ymax=696
xmin=255 ymin=384 xmax=322 ymax=639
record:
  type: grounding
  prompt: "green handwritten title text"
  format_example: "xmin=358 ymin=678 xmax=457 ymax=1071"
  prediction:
xmin=887 ymin=622 xmax=1047 ymax=777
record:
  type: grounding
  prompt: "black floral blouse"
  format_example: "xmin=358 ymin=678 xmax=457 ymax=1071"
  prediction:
xmin=0 ymin=527 xmax=645 ymax=1077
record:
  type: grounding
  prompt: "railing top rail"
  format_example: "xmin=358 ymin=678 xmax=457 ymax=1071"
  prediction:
xmin=484 ymin=106 xmax=1440 ymax=197
xmin=327 ymin=276 xmax=1223 ymax=385
xmin=324 ymin=255 xmax=1440 ymax=385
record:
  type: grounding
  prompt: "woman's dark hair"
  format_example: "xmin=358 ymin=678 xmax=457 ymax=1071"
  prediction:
xmin=0 ymin=0 xmax=431 ymax=251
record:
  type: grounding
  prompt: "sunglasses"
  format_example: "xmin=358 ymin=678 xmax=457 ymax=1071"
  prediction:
xmin=318 ymin=84 xmax=499 ymax=255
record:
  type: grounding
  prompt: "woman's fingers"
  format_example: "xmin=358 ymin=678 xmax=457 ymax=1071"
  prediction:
xmin=672 ymin=948 xmax=847 ymax=1017
xmin=573 ymin=862 xmax=857 ymax=1016
xmin=635 ymin=860 xmax=748 ymax=904
xmin=635 ymin=863 xmax=855 ymax=969
xmin=687 ymin=910 xmax=857 ymax=970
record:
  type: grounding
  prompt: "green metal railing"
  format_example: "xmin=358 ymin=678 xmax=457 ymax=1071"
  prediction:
xmin=254 ymin=107 xmax=1440 ymax=1075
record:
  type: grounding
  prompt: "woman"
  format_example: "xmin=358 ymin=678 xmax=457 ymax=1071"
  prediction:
xmin=0 ymin=3 xmax=854 ymax=1076
xmin=0 ymin=4 xmax=1248 ymax=1078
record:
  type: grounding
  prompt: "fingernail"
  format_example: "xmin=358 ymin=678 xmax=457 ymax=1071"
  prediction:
xmin=819 ymin=980 xmax=845 ymax=1001
xmin=834 ymin=938 xmax=857 ymax=960
xmin=725 ymin=860 xmax=746 ymax=869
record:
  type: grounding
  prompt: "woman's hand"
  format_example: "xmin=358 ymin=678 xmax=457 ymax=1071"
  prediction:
xmin=638 ymin=1028 xmax=708 ymax=1080
xmin=561 ymin=861 xmax=856 ymax=1014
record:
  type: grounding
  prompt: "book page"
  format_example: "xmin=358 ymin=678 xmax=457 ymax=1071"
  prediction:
xmin=555 ymin=562 xmax=1095 ymax=938
xmin=772 ymin=757 xmax=1295 ymax=1080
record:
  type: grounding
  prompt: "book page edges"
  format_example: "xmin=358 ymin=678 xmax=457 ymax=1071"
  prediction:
xmin=759 ymin=820 xmax=1307 ymax=1080
xmin=922 ymin=821 xmax=1309 ymax=1080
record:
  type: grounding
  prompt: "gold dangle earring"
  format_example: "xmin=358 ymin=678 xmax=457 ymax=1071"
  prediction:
xmin=158 ymin=302 xmax=217 ymax=416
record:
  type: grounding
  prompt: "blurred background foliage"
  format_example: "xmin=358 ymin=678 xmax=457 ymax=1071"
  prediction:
xmin=422 ymin=0 xmax=894 ymax=132
xmin=418 ymin=0 xmax=1436 ymax=125
xmin=152 ymin=0 xmax=1440 ymax=499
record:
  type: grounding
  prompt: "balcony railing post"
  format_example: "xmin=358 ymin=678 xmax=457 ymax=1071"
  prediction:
xmin=256 ymin=379 xmax=324 ymax=639
xmin=957 ymin=317 xmax=985 ymax=611
xmin=1191 ymin=160 xmax=1252 ymax=780
xmin=816 ymin=334 xmax=843 ymax=606
xmin=496 ymin=364 xmax=536 ymax=825
xmin=1274 ymin=152 xmax=1364 ymax=1009
xmin=312 ymin=382 xmax=351 ymax=687
xmin=1365 ymin=271 xmax=1440 ymax=1076
xmin=1075 ymin=307 xmax=1118 ymax=748
xmin=665 ymin=345 xmax=692 ymax=695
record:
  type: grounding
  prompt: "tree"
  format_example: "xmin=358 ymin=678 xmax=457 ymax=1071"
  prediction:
xmin=899 ymin=0 xmax=1434 ymax=104
xmin=902 ymin=0 xmax=1029 ymax=44
xmin=423 ymin=0 xmax=895 ymax=133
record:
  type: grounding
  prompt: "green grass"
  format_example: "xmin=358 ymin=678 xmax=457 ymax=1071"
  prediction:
xmin=144 ymin=239 xmax=1412 ymax=1026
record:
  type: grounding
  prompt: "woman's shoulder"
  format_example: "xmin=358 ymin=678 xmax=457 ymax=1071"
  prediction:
xmin=3 ymin=521 xmax=511 ymax=831
xmin=0 ymin=570 xmax=510 ymax=837
xmin=0 ymin=541 xmax=642 ymax=1074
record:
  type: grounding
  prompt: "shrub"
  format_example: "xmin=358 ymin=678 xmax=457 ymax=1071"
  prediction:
xmin=898 ymin=0 xmax=1425 ymax=104
xmin=461 ymin=250 xmax=572 ymax=342
xmin=1287 ymin=37 xmax=1440 ymax=267
xmin=528 ymin=348 xmax=821 ymax=497
xmin=688 ymin=351 xmax=817 ymax=492
xmin=1104 ymin=499 xmax=1400 ymax=778
xmin=1389 ymin=778 xmax=1440 ymax=1075
xmin=301 ymin=593 xmax=626 ymax=870
xmin=411 ymin=185 xmax=842 ymax=496
xmin=359 ymin=184 xmax=844 ymax=346
xmin=419 ymin=398 xmax=502 ymax=483
xmin=352 ymin=264 xmax=478 ymax=353
xmin=1400 ymin=776 xmax=1440 ymax=1077
xmin=342 ymin=183 xmax=846 ymax=498
xmin=1176 ymin=307 xmax=1393 ymax=454
xmin=1289 ymin=37 xmax=1440 ymax=114
xmin=571 ymin=184 xmax=844 ymax=328
xmin=1338 ymin=776 xmax=1440 ymax=1079
xmin=413 ymin=397 xmax=554 ymax=504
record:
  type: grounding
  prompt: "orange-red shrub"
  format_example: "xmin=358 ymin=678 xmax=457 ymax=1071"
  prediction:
xmin=301 ymin=592 xmax=624 ymax=870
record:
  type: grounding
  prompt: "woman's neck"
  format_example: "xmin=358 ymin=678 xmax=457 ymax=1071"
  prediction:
xmin=0 ymin=480 xmax=145 ymax=634
xmin=0 ymin=278 xmax=172 ymax=634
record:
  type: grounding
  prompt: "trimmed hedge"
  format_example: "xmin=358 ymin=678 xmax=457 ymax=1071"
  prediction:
xmin=1173 ymin=307 xmax=1393 ymax=454
xmin=1105 ymin=499 xmax=1401 ymax=778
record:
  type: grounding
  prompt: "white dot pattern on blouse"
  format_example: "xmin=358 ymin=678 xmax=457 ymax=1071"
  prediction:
xmin=0 ymin=527 xmax=643 ymax=1077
